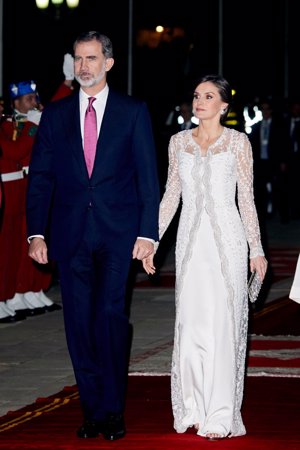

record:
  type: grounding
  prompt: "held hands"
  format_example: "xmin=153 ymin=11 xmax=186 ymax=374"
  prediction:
xmin=132 ymin=238 xmax=154 ymax=261
xmin=132 ymin=238 xmax=156 ymax=275
xmin=28 ymin=237 xmax=48 ymax=265
xmin=250 ymin=255 xmax=268 ymax=282
xmin=142 ymin=254 xmax=156 ymax=275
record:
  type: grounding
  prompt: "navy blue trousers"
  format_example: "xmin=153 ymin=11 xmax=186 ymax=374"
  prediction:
xmin=58 ymin=212 xmax=134 ymax=421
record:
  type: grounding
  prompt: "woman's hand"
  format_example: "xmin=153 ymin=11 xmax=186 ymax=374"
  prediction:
xmin=142 ymin=254 xmax=156 ymax=275
xmin=250 ymin=255 xmax=268 ymax=281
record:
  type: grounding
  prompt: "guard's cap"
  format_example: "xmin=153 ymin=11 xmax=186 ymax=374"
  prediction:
xmin=9 ymin=80 xmax=37 ymax=99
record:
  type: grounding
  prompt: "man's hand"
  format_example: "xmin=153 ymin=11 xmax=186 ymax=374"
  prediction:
xmin=132 ymin=238 xmax=154 ymax=260
xmin=28 ymin=237 xmax=48 ymax=264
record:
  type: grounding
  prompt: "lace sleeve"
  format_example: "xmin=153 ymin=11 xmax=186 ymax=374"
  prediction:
xmin=236 ymin=133 xmax=264 ymax=258
xmin=158 ymin=135 xmax=182 ymax=241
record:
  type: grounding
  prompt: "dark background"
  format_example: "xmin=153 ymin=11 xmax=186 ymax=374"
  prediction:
xmin=2 ymin=0 xmax=300 ymax=128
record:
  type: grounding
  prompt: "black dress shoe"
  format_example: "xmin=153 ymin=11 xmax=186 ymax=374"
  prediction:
xmin=102 ymin=413 xmax=126 ymax=441
xmin=14 ymin=307 xmax=45 ymax=317
xmin=14 ymin=310 xmax=27 ymax=321
xmin=26 ymin=307 xmax=46 ymax=316
xmin=44 ymin=303 xmax=62 ymax=312
xmin=77 ymin=420 xmax=104 ymax=438
xmin=0 ymin=313 xmax=26 ymax=324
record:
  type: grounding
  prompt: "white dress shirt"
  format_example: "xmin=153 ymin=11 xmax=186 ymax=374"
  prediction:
xmin=79 ymin=84 xmax=108 ymax=142
xmin=260 ymin=118 xmax=271 ymax=160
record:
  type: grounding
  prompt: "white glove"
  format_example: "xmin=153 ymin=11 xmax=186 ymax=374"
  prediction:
xmin=27 ymin=109 xmax=42 ymax=126
xmin=63 ymin=53 xmax=74 ymax=80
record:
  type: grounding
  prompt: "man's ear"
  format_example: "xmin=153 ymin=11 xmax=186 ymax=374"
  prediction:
xmin=105 ymin=58 xmax=114 ymax=72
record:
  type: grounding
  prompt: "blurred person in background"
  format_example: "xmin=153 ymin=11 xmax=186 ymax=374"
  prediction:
xmin=248 ymin=98 xmax=285 ymax=309
xmin=0 ymin=55 xmax=74 ymax=323
xmin=0 ymin=97 xmax=5 ymax=118
xmin=0 ymin=80 xmax=55 ymax=322
xmin=249 ymin=98 xmax=285 ymax=221
xmin=282 ymin=97 xmax=300 ymax=221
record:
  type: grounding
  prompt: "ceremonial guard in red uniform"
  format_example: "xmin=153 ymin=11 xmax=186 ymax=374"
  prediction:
xmin=0 ymin=81 xmax=57 ymax=322
xmin=0 ymin=54 xmax=74 ymax=323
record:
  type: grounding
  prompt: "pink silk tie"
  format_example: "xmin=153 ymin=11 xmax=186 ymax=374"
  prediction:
xmin=84 ymin=97 xmax=97 ymax=177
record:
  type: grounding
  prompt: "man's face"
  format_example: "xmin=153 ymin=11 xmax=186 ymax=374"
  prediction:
xmin=260 ymin=103 xmax=272 ymax=120
xmin=74 ymin=39 xmax=114 ymax=89
xmin=291 ymin=102 xmax=300 ymax=118
xmin=14 ymin=93 xmax=38 ymax=114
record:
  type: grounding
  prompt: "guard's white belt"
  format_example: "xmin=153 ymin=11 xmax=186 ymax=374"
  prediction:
xmin=1 ymin=166 xmax=29 ymax=182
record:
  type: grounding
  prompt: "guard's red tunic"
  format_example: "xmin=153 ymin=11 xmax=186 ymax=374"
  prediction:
xmin=0 ymin=119 xmax=52 ymax=301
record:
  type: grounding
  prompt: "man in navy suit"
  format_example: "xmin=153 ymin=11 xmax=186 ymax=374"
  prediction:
xmin=26 ymin=31 xmax=160 ymax=441
xmin=249 ymin=99 xmax=284 ymax=220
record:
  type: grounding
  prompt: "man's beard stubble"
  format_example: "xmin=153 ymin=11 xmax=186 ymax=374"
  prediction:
xmin=75 ymin=65 xmax=106 ymax=88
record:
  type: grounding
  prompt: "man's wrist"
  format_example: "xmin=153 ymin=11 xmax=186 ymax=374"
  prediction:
xmin=137 ymin=236 xmax=155 ymax=244
xmin=27 ymin=235 xmax=45 ymax=244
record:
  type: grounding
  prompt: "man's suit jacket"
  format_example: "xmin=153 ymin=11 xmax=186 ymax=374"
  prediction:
xmin=283 ymin=116 xmax=300 ymax=159
xmin=26 ymin=89 xmax=160 ymax=260
xmin=249 ymin=117 xmax=284 ymax=174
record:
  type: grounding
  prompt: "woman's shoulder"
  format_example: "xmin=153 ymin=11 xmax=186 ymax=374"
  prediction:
xmin=168 ymin=130 xmax=193 ymax=155
xmin=170 ymin=129 xmax=192 ymax=142
xmin=225 ymin=127 xmax=249 ymax=144
xmin=225 ymin=126 xmax=247 ymax=137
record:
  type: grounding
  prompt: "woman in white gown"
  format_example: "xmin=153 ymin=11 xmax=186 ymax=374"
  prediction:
xmin=143 ymin=75 xmax=268 ymax=440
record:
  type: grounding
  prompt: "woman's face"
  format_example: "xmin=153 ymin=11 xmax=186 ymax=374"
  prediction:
xmin=192 ymin=81 xmax=228 ymax=121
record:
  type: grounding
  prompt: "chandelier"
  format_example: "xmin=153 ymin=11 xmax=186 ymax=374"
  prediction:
xmin=35 ymin=0 xmax=80 ymax=9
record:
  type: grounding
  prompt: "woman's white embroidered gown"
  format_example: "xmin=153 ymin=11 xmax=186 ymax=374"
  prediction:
xmin=158 ymin=127 xmax=264 ymax=437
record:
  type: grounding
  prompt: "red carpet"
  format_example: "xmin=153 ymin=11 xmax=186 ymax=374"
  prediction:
xmin=0 ymin=376 xmax=299 ymax=449
xmin=0 ymin=247 xmax=299 ymax=448
xmin=249 ymin=297 xmax=300 ymax=336
xmin=247 ymin=335 xmax=300 ymax=377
